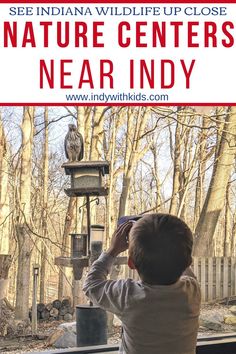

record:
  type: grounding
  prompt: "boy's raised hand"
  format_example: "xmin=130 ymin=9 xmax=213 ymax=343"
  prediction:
xmin=107 ymin=221 xmax=133 ymax=257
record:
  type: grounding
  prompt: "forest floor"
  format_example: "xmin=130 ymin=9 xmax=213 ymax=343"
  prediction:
xmin=0 ymin=321 xmax=121 ymax=354
xmin=1 ymin=303 xmax=236 ymax=354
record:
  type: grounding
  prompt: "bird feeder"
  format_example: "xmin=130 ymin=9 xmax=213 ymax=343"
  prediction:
xmin=91 ymin=225 xmax=105 ymax=243
xmin=90 ymin=225 xmax=105 ymax=264
xmin=61 ymin=161 xmax=109 ymax=197
xmin=70 ymin=233 xmax=87 ymax=258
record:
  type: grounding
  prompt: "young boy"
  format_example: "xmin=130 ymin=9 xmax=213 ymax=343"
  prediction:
xmin=83 ymin=213 xmax=201 ymax=354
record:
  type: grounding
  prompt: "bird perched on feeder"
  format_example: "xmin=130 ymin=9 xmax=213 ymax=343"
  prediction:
xmin=64 ymin=124 xmax=84 ymax=162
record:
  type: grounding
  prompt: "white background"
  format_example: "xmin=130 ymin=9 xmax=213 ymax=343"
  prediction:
xmin=0 ymin=3 xmax=235 ymax=104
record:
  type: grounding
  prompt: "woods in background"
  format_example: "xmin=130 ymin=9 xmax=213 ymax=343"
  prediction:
xmin=0 ymin=105 xmax=236 ymax=320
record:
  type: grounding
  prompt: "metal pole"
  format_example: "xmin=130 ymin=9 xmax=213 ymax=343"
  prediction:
xmin=85 ymin=195 xmax=94 ymax=306
xmin=86 ymin=195 xmax=91 ymax=256
xmin=32 ymin=265 xmax=39 ymax=336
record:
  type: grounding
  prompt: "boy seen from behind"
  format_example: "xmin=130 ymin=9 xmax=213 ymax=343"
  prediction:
xmin=83 ymin=213 xmax=201 ymax=354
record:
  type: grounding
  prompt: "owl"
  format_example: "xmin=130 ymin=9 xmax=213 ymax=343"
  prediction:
xmin=64 ymin=124 xmax=84 ymax=162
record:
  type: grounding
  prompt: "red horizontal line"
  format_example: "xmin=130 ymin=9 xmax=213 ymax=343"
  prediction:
xmin=0 ymin=1 xmax=235 ymax=2
xmin=0 ymin=103 xmax=234 ymax=106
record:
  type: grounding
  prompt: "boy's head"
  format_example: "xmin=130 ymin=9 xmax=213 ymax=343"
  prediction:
xmin=128 ymin=213 xmax=193 ymax=285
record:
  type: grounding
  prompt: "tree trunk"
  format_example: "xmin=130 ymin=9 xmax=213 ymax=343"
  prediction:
xmin=0 ymin=255 xmax=11 ymax=299
xmin=193 ymin=117 xmax=209 ymax=230
xmin=194 ymin=108 xmax=236 ymax=256
xmin=106 ymin=110 xmax=119 ymax=246
xmin=0 ymin=118 xmax=10 ymax=254
xmin=118 ymin=107 xmax=149 ymax=218
xmin=80 ymin=107 xmax=93 ymax=161
xmin=223 ymin=181 xmax=231 ymax=256
xmin=231 ymin=212 xmax=236 ymax=257
xmin=40 ymin=107 xmax=49 ymax=303
xmin=169 ymin=107 xmax=182 ymax=215
xmin=151 ymin=144 xmax=162 ymax=212
xmin=15 ymin=106 xmax=34 ymax=320
xmin=90 ymin=106 xmax=106 ymax=161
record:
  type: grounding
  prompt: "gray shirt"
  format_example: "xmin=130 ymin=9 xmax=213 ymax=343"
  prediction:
xmin=83 ymin=252 xmax=201 ymax=354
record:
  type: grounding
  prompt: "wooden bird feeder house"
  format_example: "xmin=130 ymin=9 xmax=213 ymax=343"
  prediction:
xmin=61 ymin=161 xmax=110 ymax=197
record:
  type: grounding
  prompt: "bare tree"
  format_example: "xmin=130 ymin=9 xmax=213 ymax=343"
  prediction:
xmin=39 ymin=107 xmax=49 ymax=303
xmin=169 ymin=107 xmax=182 ymax=215
xmin=118 ymin=107 xmax=149 ymax=218
xmin=194 ymin=108 xmax=236 ymax=256
xmin=15 ymin=107 xmax=35 ymax=320
xmin=223 ymin=181 xmax=232 ymax=256
xmin=0 ymin=116 xmax=10 ymax=254
xmin=193 ymin=117 xmax=212 ymax=229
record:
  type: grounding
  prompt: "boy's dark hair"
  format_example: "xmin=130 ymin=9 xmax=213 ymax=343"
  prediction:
xmin=129 ymin=213 xmax=193 ymax=285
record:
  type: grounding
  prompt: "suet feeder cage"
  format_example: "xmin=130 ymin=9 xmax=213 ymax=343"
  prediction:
xmin=61 ymin=161 xmax=109 ymax=197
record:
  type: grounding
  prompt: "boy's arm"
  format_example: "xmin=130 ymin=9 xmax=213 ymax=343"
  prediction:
xmin=83 ymin=222 xmax=133 ymax=316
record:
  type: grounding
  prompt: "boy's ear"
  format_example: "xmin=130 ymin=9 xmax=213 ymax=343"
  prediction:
xmin=128 ymin=256 xmax=136 ymax=270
